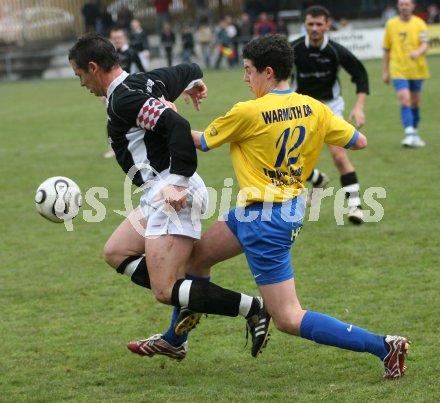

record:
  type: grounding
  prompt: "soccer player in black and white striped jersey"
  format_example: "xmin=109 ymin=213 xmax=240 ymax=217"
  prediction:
xmin=291 ymin=6 xmax=369 ymax=225
xmin=69 ymin=33 xmax=268 ymax=360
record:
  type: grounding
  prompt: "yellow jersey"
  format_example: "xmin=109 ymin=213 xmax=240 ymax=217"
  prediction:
xmin=383 ymin=16 xmax=430 ymax=79
xmin=201 ymin=89 xmax=358 ymax=206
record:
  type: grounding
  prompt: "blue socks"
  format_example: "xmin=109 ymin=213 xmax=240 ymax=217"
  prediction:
xmin=400 ymin=106 xmax=413 ymax=129
xmin=162 ymin=273 xmax=210 ymax=347
xmin=411 ymin=107 xmax=420 ymax=129
xmin=300 ymin=311 xmax=388 ymax=360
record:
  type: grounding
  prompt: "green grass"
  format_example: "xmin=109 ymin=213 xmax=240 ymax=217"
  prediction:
xmin=1 ymin=56 xmax=440 ymax=402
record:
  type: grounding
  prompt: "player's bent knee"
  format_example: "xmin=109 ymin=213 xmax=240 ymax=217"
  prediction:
xmin=151 ymin=286 xmax=173 ymax=305
xmin=271 ymin=316 xmax=298 ymax=335
xmin=271 ymin=309 xmax=304 ymax=335
xmin=103 ymin=241 xmax=122 ymax=270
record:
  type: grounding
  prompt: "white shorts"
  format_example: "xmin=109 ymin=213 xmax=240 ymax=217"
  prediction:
xmin=139 ymin=170 xmax=208 ymax=240
xmin=323 ymin=96 xmax=345 ymax=118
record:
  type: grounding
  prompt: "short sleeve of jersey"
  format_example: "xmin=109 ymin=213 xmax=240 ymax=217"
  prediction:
xmin=419 ymin=19 xmax=429 ymax=42
xmin=202 ymin=101 xmax=257 ymax=150
xmin=383 ymin=20 xmax=392 ymax=50
xmin=319 ymin=103 xmax=358 ymax=148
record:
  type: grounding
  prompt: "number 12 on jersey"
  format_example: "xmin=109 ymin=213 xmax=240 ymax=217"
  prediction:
xmin=274 ymin=125 xmax=306 ymax=168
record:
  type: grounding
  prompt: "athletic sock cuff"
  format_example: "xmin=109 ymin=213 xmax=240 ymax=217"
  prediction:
xmin=171 ymin=279 xmax=186 ymax=307
xmin=340 ymin=171 xmax=358 ymax=187
xmin=116 ymin=255 xmax=142 ymax=274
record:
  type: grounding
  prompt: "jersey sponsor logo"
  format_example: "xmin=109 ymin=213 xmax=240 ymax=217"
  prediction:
xmin=145 ymin=78 xmax=155 ymax=93
xmin=209 ymin=126 xmax=218 ymax=136
xmin=261 ymin=105 xmax=312 ymax=124
xmin=298 ymin=71 xmax=331 ymax=79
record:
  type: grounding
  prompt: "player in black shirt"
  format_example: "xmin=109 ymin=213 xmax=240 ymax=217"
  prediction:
xmin=291 ymin=6 xmax=369 ymax=225
xmin=68 ymin=33 xmax=267 ymax=361
xmin=110 ymin=27 xmax=145 ymax=74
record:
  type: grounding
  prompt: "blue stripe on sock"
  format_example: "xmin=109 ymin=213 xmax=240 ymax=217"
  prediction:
xmin=300 ymin=311 xmax=388 ymax=359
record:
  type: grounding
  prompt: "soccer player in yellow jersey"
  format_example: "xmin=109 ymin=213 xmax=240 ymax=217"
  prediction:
xmin=383 ymin=0 xmax=430 ymax=147
xmin=138 ymin=34 xmax=411 ymax=379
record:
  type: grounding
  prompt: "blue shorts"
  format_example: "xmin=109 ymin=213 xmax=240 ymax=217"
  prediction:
xmin=392 ymin=79 xmax=424 ymax=92
xmin=224 ymin=198 xmax=304 ymax=286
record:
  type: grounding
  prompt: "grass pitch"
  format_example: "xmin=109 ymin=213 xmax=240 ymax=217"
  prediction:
xmin=0 ymin=57 xmax=439 ymax=402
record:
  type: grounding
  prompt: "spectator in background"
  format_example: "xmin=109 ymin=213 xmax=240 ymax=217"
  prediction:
xmin=225 ymin=15 xmax=239 ymax=65
xmin=110 ymin=28 xmax=146 ymax=73
xmin=276 ymin=17 xmax=289 ymax=36
xmin=237 ymin=12 xmax=254 ymax=47
xmin=96 ymin=5 xmax=114 ymax=36
xmin=161 ymin=22 xmax=176 ymax=66
xmin=193 ymin=0 xmax=213 ymax=28
xmin=81 ymin=0 xmax=99 ymax=32
xmin=381 ymin=3 xmax=397 ymax=26
xmin=415 ymin=4 xmax=428 ymax=21
xmin=427 ymin=4 xmax=440 ymax=23
xmin=104 ymin=26 xmax=147 ymax=158
xmin=115 ymin=7 xmax=133 ymax=31
xmin=155 ymin=0 xmax=172 ymax=35
xmin=328 ymin=16 xmax=338 ymax=31
xmin=338 ymin=17 xmax=353 ymax=30
xmin=254 ymin=12 xmax=277 ymax=36
xmin=263 ymin=0 xmax=281 ymax=27
xmin=245 ymin=0 xmax=264 ymax=28
xmin=196 ymin=19 xmax=213 ymax=68
xmin=214 ymin=17 xmax=235 ymax=69
xmin=181 ymin=24 xmax=195 ymax=63
xmin=130 ymin=19 xmax=150 ymax=71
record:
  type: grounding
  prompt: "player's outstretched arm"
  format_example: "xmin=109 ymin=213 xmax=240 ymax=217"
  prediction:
xmin=182 ymin=80 xmax=208 ymax=111
xmin=382 ymin=49 xmax=390 ymax=84
xmin=191 ymin=130 xmax=204 ymax=150
xmin=348 ymin=92 xmax=367 ymax=128
xmin=350 ymin=132 xmax=367 ymax=150
xmin=410 ymin=41 xmax=429 ymax=60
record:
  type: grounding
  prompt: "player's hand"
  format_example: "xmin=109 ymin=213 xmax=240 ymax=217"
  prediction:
xmin=155 ymin=184 xmax=188 ymax=212
xmin=158 ymin=96 xmax=178 ymax=112
xmin=383 ymin=72 xmax=390 ymax=84
xmin=182 ymin=80 xmax=208 ymax=111
xmin=348 ymin=107 xmax=365 ymax=129
xmin=410 ymin=50 xmax=420 ymax=60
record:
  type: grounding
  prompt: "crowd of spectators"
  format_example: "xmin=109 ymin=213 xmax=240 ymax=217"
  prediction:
xmin=80 ymin=0 xmax=292 ymax=70
xmin=81 ymin=0 xmax=440 ymax=71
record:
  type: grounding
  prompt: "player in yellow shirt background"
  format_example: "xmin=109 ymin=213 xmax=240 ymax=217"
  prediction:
xmin=383 ymin=0 xmax=430 ymax=147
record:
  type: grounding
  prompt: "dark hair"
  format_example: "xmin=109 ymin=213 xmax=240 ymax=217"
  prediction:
xmin=242 ymin=34 xmax=294 ymax=81
xmin=68 ymin=33 xmax=119 ymax=72
xmin=303 ymin=5 xmax=331 ymax=21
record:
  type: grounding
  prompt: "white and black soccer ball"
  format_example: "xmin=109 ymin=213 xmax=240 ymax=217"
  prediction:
xmin=35 ymin=176 xmax=82 ymax=223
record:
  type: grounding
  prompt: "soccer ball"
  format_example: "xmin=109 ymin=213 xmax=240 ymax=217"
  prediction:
xmin=35 ymin=176 xmax=82 ymax=223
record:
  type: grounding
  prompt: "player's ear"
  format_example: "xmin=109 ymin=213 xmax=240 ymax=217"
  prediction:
xmin=265 ymin=66 xmax=274 ymax=79
xmin=88 ymin=61 xmax=99 ymax=74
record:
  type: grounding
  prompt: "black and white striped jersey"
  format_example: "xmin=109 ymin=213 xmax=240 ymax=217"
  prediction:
xmin=106 ymin=63 xmax=203 ymax=187
xmin=290 ymin=35 xmax=369 ymax=101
